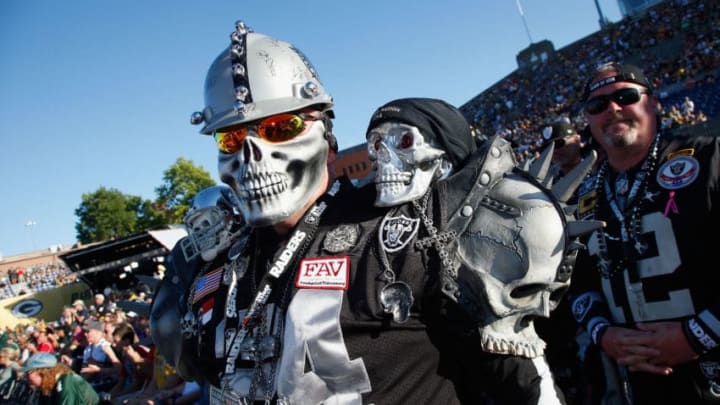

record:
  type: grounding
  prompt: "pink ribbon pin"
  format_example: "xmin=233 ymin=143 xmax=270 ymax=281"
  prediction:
xmin=664 ymin=191 xmax=679 ymax=217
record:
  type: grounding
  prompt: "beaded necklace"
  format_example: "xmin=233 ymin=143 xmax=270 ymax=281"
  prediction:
xmin=594 ymin=133 xmax=661 ymax=278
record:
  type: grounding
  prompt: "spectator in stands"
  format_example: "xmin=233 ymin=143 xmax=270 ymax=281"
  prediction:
xmin=120 ymin=343 xmax=201 ymax=405
xmin=0 ymin=346 xmax=20 ymax=397
xmin=22 ymin=352 xmax=100 ymax=404
xmin=92 ymin=294 xmax=110 ymax=318
xmin=538 ymin=121 xmax=593 ymax=177
xmin=681 ymin=95 xmax=695 ymax=116
xmin=33 ymin=327 xmax=55 ymax=353
xmin=16 ymin=331 xmax=34 ymax=365
xmin=74 ymin=299 xmax=91 ymax=324
xmin=109 ymin=322 xmax=151 ymax=403
xmin=58 ymin=305 xmax=76 ymax=329
xmin=80 ymin=320 xmax=120 ymax=393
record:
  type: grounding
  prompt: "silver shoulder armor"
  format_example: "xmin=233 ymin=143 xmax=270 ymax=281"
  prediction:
xmin=442 ymin=135 xmax=601 ymax=358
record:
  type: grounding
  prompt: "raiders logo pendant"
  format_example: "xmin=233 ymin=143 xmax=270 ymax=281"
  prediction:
xmin=323 ymin=224 xmax=359 ymax=253
xmin=380 ymin=281 xmax=414 ymax=323
xmin=380 ymin=214 xmax=420 ymax=252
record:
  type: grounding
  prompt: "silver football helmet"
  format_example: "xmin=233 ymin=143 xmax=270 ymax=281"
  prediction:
xmin=180 ymin=185 xmax=244 ymax=262
xmin=190 ymin=21 xmax=333 ymax=134
xmin=191 ymin=21 xmax=336 ymax=227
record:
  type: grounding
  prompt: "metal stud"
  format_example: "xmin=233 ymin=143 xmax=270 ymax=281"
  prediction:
xmin=231 ymin=44 xmax=245 ymax=59
xmin=231 ymin=63 xmax=246 ymax=77
xmin=302 ymin=81 xmax=319 ymax=97
xmin=233 ymin=101 xmax=246 ymax=114
xmin=235 ymin=86 xmax=249 ymax=101
xmin=234 ymin=21 xmax=249 ymax=35
xmin=190 ymin=111 xmax=204 ymax=125
xmin=479 ymin=172 xmax=491 ymax=185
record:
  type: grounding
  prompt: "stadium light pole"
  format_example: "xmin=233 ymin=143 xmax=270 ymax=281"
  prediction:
xmin=515 ymin=0 xmax=534 ymax=45
xmin=25 ymin=220 xmax=37 ymax=251
xmin=594 ymin=0 xmax=610 ymax=29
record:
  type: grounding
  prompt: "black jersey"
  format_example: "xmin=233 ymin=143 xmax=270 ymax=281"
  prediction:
xmin=570 ymin=133 xmax=720 ymax=402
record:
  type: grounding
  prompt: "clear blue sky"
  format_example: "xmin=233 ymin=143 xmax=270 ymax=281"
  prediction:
xmin=0 ymin=0 xmax=622 ymax=258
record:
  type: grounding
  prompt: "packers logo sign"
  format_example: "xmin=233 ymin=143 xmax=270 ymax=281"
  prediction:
xmin=11 ymin=299 xmax=43 ymax=318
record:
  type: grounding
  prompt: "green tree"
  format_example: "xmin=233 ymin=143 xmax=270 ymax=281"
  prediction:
xmin=129 ymin=195 xmax=166 ymax=231
xmin=74 ymin=159 xmax=215 ymax=244
xmin=75 ymin=187 xmax=146 ymax=243
xmin=155 ymin=157 xmax=216 ymax=224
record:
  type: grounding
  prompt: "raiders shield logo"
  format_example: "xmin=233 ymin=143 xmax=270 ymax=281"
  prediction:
xmin=380 ymin=214 xmax=420 ymax=252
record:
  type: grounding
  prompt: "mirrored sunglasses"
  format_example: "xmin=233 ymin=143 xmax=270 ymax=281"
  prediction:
xmin=585 ymin=87 xmax=648 ymax=115
xmin=213 ymin=113 xmax=317 ymax=154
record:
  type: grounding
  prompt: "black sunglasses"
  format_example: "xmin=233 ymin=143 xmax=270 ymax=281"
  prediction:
xmin=584 ymin=87 xmax=648 ymax=115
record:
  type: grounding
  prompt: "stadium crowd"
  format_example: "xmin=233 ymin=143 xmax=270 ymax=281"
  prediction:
xmin=0 ymin=285 xmax=201 ymax=404
xmin=0 ymin=264 xmax=78 ymax=299
xmin=461 ymin=0 xmax=719 ymax=162
xmin=0 ymin=0 xmax=718 ymax=404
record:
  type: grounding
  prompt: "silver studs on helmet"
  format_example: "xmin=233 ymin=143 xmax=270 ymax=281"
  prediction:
xmin=190 ymin=20 xmax=333 ymax=135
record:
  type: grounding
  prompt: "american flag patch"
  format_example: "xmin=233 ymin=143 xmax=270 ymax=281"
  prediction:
xmin=193 ymin=267 xmax=223 ymax=304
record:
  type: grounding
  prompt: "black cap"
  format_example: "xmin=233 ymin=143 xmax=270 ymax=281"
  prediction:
xmin=583 ymin=62 xmax=653 ymax=101
xmin=366 ymin=98 xmax=477 ymax=167
xmin=541 ymin=121 xmax=576 ymax=148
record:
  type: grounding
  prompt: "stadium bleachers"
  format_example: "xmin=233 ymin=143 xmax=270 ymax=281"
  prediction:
xmin=459 ymin=0 xmax=720 ymax=159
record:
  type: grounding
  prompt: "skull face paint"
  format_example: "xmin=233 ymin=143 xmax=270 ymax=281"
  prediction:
xmin=219 ymin=119 xmax=328 ymax=226
xmin=367 ymin=122 xmax=451 ymax=207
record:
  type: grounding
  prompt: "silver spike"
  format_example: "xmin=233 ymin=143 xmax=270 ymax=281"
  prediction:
xmin=541 ymin=171 xmax=554 ymax=188
xmin=567 ymin=220 xmax=605 ymax=238
xmin=551 ymin=150 xmax=597 ymax=203
xmin=527 ymin=142 xmax=555 ymax=180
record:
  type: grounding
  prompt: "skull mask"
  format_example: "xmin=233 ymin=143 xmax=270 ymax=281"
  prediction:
xmin=367 ymin=122 xmax=452 ymax=207
xmin=455 ymin=171 xmax=569 ymax=358
xmin=189 ymin=22 xmax=335 ymax=227
xmin=181 ymin=185 xmax=244 ymax=262
xmin=219 ymin=118 xmax=329 ymax=226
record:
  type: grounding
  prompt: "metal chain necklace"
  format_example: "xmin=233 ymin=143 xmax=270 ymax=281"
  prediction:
xmin=411 ymin=190 xmax=457 ymax=279
xmin=594 ymin=133 xmax=661 ymax=278
xmin=221 ymin=179 xmax=342 ymax=400
xmin=377 ymin=204 xmax=415 ymax=324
